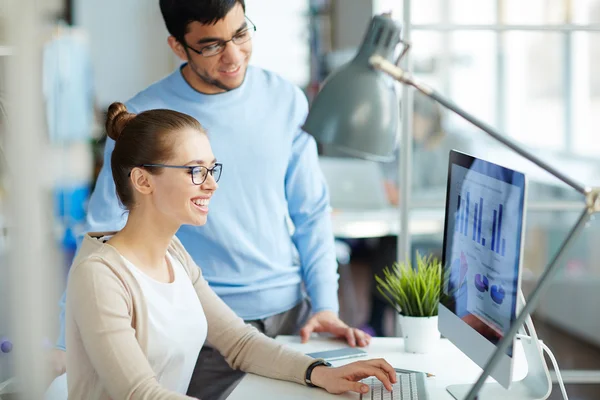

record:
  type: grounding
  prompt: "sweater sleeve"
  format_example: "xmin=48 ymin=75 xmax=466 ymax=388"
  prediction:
xmin=67 ymin=259 xmax=193 ymax=400
xmin=285 ymin=88 xmax=339 ymax=314
xmin=171 ymin=239 xmax=316 ymax=386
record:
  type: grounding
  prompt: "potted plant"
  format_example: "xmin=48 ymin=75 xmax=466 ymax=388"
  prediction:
xmin=375 ymin=253 xmax=443 ymax=354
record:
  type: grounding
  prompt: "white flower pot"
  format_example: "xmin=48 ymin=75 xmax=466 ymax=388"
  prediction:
xmin=397 ymin=315 xmax=440 ymax=354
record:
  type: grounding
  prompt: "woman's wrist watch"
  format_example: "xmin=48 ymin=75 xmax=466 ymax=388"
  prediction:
xmin=305 ymin=359 xmax=332 ymax=387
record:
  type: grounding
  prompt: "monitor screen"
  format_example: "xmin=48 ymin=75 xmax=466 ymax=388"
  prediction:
xmin=441 ymin=150 xmax=526 ymax=359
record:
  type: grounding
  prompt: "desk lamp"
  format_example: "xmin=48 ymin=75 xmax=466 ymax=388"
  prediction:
xmin=303 ymin=13 xmax=600 ymax=400
xmin=303 ymin=14 xmax=403 ymax=162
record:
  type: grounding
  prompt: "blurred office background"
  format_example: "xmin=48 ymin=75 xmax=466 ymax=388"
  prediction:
xmin=1 ymin=0 xmax=600 ymax=398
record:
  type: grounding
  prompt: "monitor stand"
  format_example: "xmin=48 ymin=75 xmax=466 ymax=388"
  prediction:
xmin=446 ymin=293 xmax=552 ymax=400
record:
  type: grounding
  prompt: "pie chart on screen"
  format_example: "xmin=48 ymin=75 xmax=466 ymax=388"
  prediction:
xmin=491 ymin=285 xmax=506 ymax=304
xmin=475 ymin=273 xmax=489 ymax=292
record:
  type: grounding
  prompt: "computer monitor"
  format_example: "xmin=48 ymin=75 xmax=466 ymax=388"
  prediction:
xmin=439 ymin=150 xmax=527 ymax=389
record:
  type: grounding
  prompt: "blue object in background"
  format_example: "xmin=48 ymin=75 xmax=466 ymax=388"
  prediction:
xmin=53 ymin=185 xmax=90 ymax=267
xmin=53 ymin=185 xmax=90 ymax=224
xmin=0 ymin=338 xmax=12 ymax=354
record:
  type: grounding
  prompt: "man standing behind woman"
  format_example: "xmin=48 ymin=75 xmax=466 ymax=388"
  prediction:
xmin=53 ymin=1 xmax=370 ymax=399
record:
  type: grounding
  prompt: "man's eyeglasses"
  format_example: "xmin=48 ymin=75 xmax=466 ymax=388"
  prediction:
xmin=141 ymin=163 xmax=223 ymax=185
xmin=184 ymin=17 xmax=256 ymax=57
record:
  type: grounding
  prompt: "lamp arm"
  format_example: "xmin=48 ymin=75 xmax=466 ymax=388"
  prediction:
xmin=369 ymin=54 xmax=600 ymax=400
xmin=466 ymin=209 xmax=589 ymax=400
xmin=369 ymin=55 xmax=587 ymax=195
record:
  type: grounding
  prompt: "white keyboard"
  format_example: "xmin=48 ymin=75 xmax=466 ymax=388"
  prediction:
xmin=360 ymin=371 xmax=428 ymax=400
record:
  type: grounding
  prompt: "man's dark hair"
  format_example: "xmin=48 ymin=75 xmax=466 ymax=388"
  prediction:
xmin=159 ymin=0 xmax=246 ymax=43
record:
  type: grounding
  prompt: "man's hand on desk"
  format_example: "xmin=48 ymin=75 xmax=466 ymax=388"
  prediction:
xmin=300 ymin=311 xmax=372 ymax=347
xmin=311 ymin=358 xmax=396 ymax=394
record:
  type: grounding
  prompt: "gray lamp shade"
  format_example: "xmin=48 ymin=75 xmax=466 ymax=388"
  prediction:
xmin=303 ymin=14 xmax=402 ymax=162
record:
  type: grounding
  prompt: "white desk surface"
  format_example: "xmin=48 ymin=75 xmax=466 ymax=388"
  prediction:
xmin=227 ymin=335 xmax=528 ymax=400
xmin=330 ymin=208 xmax=445 ymax=239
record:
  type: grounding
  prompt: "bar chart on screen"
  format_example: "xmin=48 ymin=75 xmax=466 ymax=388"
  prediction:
xmin=455 ymin=191 xmax=507 ymax=257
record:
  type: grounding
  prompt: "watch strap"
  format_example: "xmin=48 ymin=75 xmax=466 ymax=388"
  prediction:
xmin=305 ymin=359 xmax=332 ymax=387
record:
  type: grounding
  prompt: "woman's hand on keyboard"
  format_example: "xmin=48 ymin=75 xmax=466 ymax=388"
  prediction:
xmin=310 ymin=358 xmax=397 ymax=394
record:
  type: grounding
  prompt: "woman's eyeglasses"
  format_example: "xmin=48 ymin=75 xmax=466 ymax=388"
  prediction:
xmin=140 ymin=163 xmax=223 ymax=185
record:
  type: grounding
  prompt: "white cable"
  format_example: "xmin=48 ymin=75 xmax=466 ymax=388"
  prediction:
xmin=516 ymin=334 xmax=568 ymax=400
xmin=540 ymin=341 xmax=568 ymax=400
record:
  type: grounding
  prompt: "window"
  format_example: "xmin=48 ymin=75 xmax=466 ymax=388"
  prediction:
xmin=503 ymin=32 xmax=564 ymax=149
xmin=405 ymin=0 xmax=600 ymax=155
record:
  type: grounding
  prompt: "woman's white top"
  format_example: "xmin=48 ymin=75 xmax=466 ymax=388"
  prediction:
xmin=122 ymin=252 xmax=207 ymax=393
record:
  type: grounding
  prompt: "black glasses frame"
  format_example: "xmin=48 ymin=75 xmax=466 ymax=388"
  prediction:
xmin=184 ymin=16 xmax=257 ymax=57
xmin=140 ymin=163 xmax=223 ymax=185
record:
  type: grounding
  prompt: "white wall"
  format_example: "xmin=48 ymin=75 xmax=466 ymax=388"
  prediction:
xmin=246 ymin=0 xmax=310 ymax=87
xmin=74 ymin=0 xmax=174 ymax=106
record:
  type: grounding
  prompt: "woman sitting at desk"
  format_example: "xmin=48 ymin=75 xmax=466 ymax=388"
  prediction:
xmin=65 ymin=103 xmax=396 ymax=399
